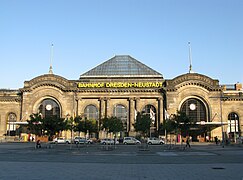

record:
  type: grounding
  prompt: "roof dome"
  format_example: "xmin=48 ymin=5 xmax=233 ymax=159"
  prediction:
xmin=80 ymin=55 xmax=163 ymax=78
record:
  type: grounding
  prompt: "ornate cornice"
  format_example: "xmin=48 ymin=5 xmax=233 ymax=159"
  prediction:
xmin=223 ymin=97 xmax=243 ymax=101
xmin=0 ymin=90 xmax=21 ymax=102
xmin=0 ymin=96 xmax=21 ymax=102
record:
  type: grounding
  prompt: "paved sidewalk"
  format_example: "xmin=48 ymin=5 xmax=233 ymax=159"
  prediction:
xmin=0 ymin=142 xmax=243 ymax=180
xmin=0 ymin=162 xmax=242 ymax=180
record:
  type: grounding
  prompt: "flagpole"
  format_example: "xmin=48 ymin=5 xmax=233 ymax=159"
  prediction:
xmin=188 ymin=42 xmax=192 ymax=73
xmin=49 ymin=43 xmax=54 ymax=74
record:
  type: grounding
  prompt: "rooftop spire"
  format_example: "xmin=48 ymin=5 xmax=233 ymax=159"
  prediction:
xmin=49 ymin=44 xmax=54 ymax=74
xmin=188 ymin=42 xmax=193 ymax=73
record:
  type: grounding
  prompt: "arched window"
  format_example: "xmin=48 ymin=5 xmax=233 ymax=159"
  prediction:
xmin=142 ymin=105 xmax=156 ymax=125
xmin=180 ymin=98 xmax=207 ymax=122
xmin=38 ymin=98 xmax=60 ymax=118
xmin=7 ymin=112 xmax=17 ymax=136
xmin=8 ymin=112 xmax=17 ymax=122
xmin=227 ymin=112 xmax=239 ymax=133
xmin=84 ymin=105 xmax=98 ymax=120
xmin=113 ymin=104 xmax=127 ymax=131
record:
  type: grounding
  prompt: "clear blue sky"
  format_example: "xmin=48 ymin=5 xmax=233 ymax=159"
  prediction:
xmin=1 ymin=0 xmax=243 ymax=89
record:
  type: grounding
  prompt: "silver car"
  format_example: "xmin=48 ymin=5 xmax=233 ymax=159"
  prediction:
xmin=74 ymin=137 xmax=93 ymax=144
xmin=53 ymin=137 xmax=71 ymax=144
xmin=123 ymin=137 xmax=141 ymax=144
xmin=100 ymin=138 xmax=119 ymax=145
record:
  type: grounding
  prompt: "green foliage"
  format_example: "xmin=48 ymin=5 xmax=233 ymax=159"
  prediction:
xmin=74 ymin=116 xmax=98 ymax=134
xmin=100 ymin=116 xmax=124 ymax=134
xmin=163 ymin=118 xmax=177 ymax=134
xmin=66 ymin=116 xmax=75 ymax=131
xmin=164 ymin=111 xmax=193 ymax=136
xmin=27 ymin=113 xmax=68 ymax=138
xmin=27 ymin=113 xmax=43 ymax=136
xmin=133 ymin=112 xmax=151 ymax=137
xmin=42 ymin=116 xmax=67 ymax=137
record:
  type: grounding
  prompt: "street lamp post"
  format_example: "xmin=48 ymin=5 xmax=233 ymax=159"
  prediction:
xmin=210 ymin=93 xmax=228 ymax=148
xmin=219 ymin=95 xmax=225 ymax=148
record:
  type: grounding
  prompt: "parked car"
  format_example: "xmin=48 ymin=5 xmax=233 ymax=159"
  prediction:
xmin=53 ymin=137 xmax=71 ymax=144
xmin=236 ymin=136 xmax=243 ymax=144
xmin=147 ymin=137 xmax=164 ymax=145
xmin=100 ymin=138 xmax=119 ymax=145
xmin=74 ymin=136 xmax=93 ymax=144
xmin=123 ymin=137 xmax=141 ymax=145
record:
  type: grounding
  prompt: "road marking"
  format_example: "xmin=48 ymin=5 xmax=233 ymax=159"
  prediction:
xmin=157 ymin=151 xmax=216 ymax=156
xmin=178 ymin=152 xmax=216 ymax=156
xmin=157 ymin=152 xmax=178 ymax=156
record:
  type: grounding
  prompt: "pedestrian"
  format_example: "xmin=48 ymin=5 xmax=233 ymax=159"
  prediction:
xmin=214 ymin=136 xmax=218 ymax=145
xmin=36 ymin=140 xmax=41 ymax=149
xmin=186 ymin=137 xmax=191 ymax=148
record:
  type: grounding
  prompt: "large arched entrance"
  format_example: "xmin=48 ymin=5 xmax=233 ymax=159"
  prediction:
xmin=180 ymin=97 xmax=209 ymax=141
xmin=38 ymin=98 xmax=61 ymax=118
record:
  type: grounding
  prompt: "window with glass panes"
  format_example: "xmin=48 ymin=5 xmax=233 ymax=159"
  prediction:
xmin=38 ymin=98 xmax=60 ymax=118
xmin=181 ymin=98 xmax=207 ymax=122
xmin=84 ymin=105 xmax=98 ymax=120
xmin=113 ymin=104 xmax=127 ymax=130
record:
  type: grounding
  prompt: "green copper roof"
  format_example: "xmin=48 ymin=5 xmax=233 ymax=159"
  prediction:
xmin=80 ymin=55 xmax=163 ymax=78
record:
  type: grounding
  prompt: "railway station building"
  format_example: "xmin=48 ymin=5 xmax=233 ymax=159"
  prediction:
xmin=0 ymin=55 xmax=242 ymax=142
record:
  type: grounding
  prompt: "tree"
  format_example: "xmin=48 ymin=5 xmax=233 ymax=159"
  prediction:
xmin=27 ymin=113 xmax=43 ymax=136
xmin=66 ymin=116 xmax=76 ymax=140
xmin=27 ymin=114 xmax=68 ymax=140
xmin=74 ymin=116 xmax=98 ymax=137
xmin=100 ymin=116 xmax=124 ymax=136
xmin=163 ymin=118 xmax=177 ymax=134
xmin=171 ymin=111 xmax=192 ymax=137
xmin=42 ymin=116 xmax=68 ymax=138
xmin=164 ymin=111 xmax=193 ymax=146
xmin=133 ymin=112 xmax=151 ymax=137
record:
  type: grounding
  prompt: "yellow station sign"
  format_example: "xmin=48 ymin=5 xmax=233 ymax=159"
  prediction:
xmin=77 ymin=82 xmax=163 ymax=88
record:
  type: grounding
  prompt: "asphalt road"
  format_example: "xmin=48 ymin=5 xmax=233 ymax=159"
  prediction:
xmin=0 ymin=142 xmax=243 ymax=179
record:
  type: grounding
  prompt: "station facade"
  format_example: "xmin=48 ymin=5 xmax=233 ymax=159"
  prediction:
xmin=0 ymin=55 xmax=242 ymax=142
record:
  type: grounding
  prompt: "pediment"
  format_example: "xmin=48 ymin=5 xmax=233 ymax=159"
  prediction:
xmin=166 ymin=73 xmax=220 ymax=91
xmin=20 ymin=74 xmax=74 ymax=91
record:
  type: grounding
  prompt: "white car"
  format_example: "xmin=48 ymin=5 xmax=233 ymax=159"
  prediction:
xmin=147 ymin=137 xmax=164 ymax=145
xmin=123 ymin=137 xmax=141 ymax=145
xmin=100 ymin=138 xmax=119 ymax=145
xmin=53 ymin=137 xmax=71 ymax=144
xmin=74 ymin=136 xmax=93 ymax=144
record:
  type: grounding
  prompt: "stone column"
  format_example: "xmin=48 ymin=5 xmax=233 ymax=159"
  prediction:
xmin=129 ymin=98 xmax=135 ymax=132
xmin=77 ymin=98 xmax=82 ymax=116
xmin=158 ymin=97 xmax=163 ymax=129
xmin=74 ymin=96 xmax=79 ymax=117
xmin=135 ymin=97 xmax=140 ymax=113
xmin=99 ymin=97 xmax=105 ymax=119
xmin=106 ymin=98 xmax=111 ymax=118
